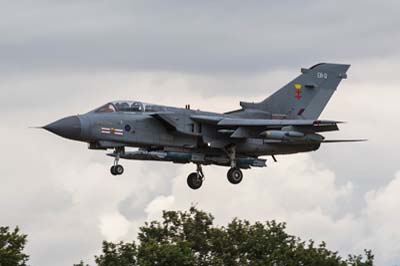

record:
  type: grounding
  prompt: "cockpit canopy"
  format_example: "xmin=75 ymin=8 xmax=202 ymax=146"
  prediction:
xmin=95 ymin=101 xmax=165 ymax=113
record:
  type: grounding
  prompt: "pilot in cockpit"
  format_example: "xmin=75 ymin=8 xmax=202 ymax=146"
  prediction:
xmin=95 ymin=101 xmax=145 ymax=113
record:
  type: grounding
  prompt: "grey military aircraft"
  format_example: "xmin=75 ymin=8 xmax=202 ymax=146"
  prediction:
xmin=43 ymin=63 xmax=363 ymax=189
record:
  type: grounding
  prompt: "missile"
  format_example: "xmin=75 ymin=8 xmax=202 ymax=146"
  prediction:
xmin=108 ymin=150 xmax=266 ymax=168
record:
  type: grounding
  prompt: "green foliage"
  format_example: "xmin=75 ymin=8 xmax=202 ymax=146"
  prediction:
xmin=76 ymin=207 xmax=374 ymax=266
xmin=0 ymin=226 xmax=29 ymax=266
xmin=347 ymin=249 xmax=374 ymax=266
xmin=73 ymin=261 xmax=90 ymax=266
xmin=94 ymin=241 xmax=137 ymax=266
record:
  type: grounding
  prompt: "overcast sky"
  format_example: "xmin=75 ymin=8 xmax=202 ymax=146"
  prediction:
xmin=1 ymin=1 xmax=400 ymax=265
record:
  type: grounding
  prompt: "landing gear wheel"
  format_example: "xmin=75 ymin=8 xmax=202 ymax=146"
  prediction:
xmin=110 ymin=165 xmax=124 ymax=175
xmin=115 ymin=165 xmax=124 ymax=175
xmin=187 ymin=172 xmax=203 ymax=190
xmin=110 ymin=166 xmax=117 ymax=176
xmin=227 ymin=168 xmax=243 ymax=184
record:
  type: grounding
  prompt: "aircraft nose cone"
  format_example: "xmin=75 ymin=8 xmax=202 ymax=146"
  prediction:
xmin=44 ymin=115 xmax=82 ymax=140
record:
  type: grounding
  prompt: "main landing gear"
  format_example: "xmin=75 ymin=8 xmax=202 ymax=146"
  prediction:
xmin=186 ymin=164 xmax=244 ymax=190
xmin=187 ymin=164 xmax=204 ymax=190
xmin=110 ymin=147 xmax=124 ymax=176
xmin=227 ymin=167 xmax=243 ymax=184
xmin=225 ymin=145 xmax=243 ymax=185
xmin=186 ymin=145 xmax=246 ymax=190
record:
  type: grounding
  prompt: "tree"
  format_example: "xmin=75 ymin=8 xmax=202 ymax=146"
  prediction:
xmin=76 ymin=207 xmax=374 ymax=266
xmin=94 ymin=241 xmax=137 ymax=266
xmin=0 ymin=226 xmax=29 ymax=266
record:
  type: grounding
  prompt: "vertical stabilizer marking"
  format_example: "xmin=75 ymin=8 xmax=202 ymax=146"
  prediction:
xmin=294 ymin=83 xmax=302 ymax=100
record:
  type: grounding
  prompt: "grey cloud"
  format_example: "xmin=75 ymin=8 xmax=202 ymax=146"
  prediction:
xmin=117 ymin=162 xmax=179 ymax=220
xmin=1 ymin=1 xmax=400 ymax=74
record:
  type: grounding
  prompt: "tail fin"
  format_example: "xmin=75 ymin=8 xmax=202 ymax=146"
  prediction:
xmin=243 ymin=63 xmax=350 ymax=119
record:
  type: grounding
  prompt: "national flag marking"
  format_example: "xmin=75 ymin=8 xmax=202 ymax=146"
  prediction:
xmin=114 ymin=129 xmax=124 ymax=136
xmin=101 ymin=127 xmax=123 ymax=136
xmin=101 ymin=127 xmax=111 ymax=134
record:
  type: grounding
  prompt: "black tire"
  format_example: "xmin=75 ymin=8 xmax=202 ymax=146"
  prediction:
xmin=227 ymin=168 xmax=243 ymax=184
xmin=187 ymin=172 xmax=203 ymax=190
xmin=227 ymin=168 xmax=233 ymax=178
xmin=110 ymin=166 xmax=118 ymax=176
xmin=115 ymin=165 xmax=124 ymax=175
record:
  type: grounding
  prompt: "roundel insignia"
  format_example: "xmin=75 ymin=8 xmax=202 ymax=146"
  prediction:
xmin=294 ymin=83 xmax=302 ymax=99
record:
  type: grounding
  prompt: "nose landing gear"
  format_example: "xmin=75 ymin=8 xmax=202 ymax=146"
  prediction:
xmin=110 ymin=147 xmax=124 ymax=176
xmin=110 ymin=164 xmax=124 ymax=176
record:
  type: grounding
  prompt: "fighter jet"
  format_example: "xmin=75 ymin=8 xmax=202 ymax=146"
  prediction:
xmin=43 ymin=63 xmax=363 ymax=189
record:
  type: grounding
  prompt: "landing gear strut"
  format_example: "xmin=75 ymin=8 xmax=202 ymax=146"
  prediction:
xmin=110 ymin=147 xmax=124 ymax=176
xmin=187 ymin=164 xmax=204 ymax=190
xmin=224 ymin=145 xmax=244 ymax=184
